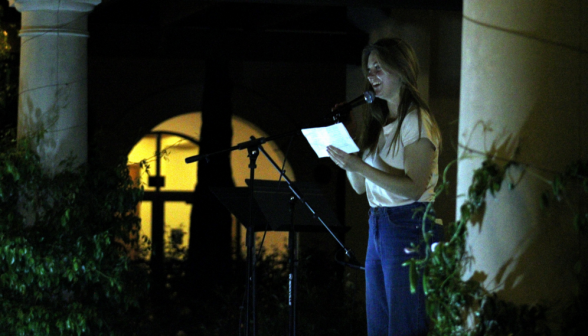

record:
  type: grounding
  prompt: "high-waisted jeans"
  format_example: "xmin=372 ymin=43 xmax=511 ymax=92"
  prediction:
xmin=365 ymin=202 xmax=442 ymax=336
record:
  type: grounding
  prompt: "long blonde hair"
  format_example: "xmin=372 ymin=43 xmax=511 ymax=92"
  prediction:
xmin=357 ymin=38 xmax=441 ymax=156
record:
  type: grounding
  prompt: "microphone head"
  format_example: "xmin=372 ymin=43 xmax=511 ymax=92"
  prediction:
xmin=323 ymin=91 xmax=376 ymax=125
xmin=363 ymin=91 xmax=375 ymax=104
xmin=348 ymin=91 xmax=375 ymax=108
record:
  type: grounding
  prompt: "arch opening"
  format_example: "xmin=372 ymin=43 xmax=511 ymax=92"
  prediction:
xmin=128 ymin=112 xmax=295 ymax=259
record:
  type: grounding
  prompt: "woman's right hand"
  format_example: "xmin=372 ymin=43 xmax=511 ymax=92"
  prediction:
xmin=326 ymin=146 xmax=365 ymax=173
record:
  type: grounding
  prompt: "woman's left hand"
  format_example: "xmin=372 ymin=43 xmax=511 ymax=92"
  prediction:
xmin=327 ymin=146 xmax=364 ymax=173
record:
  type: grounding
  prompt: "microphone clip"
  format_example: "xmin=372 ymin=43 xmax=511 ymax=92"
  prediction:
xmin=326 ymin=91 xmax=375 ymax=124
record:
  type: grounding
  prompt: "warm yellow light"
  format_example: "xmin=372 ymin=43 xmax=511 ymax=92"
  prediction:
xmin=128 ymin=112 xmax=294 ymax=258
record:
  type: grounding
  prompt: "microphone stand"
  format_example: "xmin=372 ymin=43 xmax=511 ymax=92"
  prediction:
xmin=252 ymin=137 xmax=363 ymax=336
xmin=184 ymin=130 xmax=299 ymax=164
xmin=254 ymin=140 xmax=361 ymax=268
xmin=185 ymin=132 xmax=362 ymax=336
xmin=185 ymin=131 xmax=296 ymax=336
xmin=245 ymin=145 xmax=258 ymax=336
xmin=288 ymin=193 xmax=299 ymax=336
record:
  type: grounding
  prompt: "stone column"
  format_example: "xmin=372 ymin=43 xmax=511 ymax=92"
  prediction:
xmin=458 ymin=0 xmax=587 ymax=321
xmin=9 ymin=0 xmax=101 ymax=172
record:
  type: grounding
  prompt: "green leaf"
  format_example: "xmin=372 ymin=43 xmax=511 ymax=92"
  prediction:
xmin=423 ymin=273 xmax=429 ymax=296
xmin=402 ymin=259 xmax=418 ymax=294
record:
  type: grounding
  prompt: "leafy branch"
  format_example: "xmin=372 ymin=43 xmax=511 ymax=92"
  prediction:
xmin=405 ymin=149 xmax=588 ymax=335
xmin=0 ymin=132 xmax=150 ymax=335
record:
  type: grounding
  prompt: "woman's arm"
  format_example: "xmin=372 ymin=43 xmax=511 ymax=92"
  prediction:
xmin=327 ymin=138 xmax=435 ymax=200
xmin=346 ymin=170 xmax=366 ymax=194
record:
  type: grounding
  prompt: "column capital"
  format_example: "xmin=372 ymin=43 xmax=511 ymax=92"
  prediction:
xmin=9 ymin=0 xmax=101 ymax=13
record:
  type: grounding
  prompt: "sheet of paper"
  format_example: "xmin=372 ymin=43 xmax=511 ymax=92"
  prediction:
xmin=301 ymin=123 xmax=360 ymax=158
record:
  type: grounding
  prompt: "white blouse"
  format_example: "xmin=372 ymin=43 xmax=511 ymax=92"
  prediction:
xmin=362 ymin=109 xmax=439 ymax=207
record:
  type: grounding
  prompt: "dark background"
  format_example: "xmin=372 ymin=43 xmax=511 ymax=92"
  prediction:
xmin=0 ymin=0 xmax=462 ymax=333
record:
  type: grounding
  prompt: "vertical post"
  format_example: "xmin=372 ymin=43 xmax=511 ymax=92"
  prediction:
xmin=288 ymin=195 xmax=299 ymax=336
xmin=458 ymin=0 xmax=587 ymax=311
xmin=151 ymin=133 xmax=165 ymax=297
xmin=10 ymin=0 xmax=101 ymax=172
xmin=245 ymin=145 xmax=259 ymax=336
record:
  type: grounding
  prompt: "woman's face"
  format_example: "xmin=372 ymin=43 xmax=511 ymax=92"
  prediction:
xmin=366 ymin=52 xmax=402 ymax=102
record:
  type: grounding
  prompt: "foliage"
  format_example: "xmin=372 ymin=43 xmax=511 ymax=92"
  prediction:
xmin=134 ymin=245 xmax=366 ymax=336
xmin=0 ymin=130 xmax=149 ymax=335
xmin=407 ymin=156 xmax=588 ymax=335
xmin=164 ymin=225 xmax=187 ymax=260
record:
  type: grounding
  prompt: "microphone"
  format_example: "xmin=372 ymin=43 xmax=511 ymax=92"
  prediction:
xmin=326 ymin=91 xmax=375 ymax=123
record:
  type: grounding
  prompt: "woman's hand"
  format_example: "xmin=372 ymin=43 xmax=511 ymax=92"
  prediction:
xmin=327 ymin=145 xmax=364 ymax=173
xmin=329 ymin=138 xmax=436 ymax=200
xmin=328 ymin=145 xmax=367 ymax=194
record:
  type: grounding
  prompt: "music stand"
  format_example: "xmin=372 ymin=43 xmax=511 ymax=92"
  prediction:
xmin=249 ymin=179 xmax=350 ymax=335
xmin=211 ymin=180 xmax=347 ymax=336
xmin=188 ymin=134 xmax=360 ymax=336
xmin=245 ymin=179 xmax=346 ymax=232
xmin=208 ymin=186 xmax=269 ymax=232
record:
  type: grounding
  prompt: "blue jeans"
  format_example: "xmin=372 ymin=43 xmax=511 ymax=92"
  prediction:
xmin=365 ymin=203 xmax=441 ymax=336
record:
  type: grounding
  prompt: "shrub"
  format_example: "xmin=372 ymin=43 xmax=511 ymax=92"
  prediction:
xmin=0 ymin=131 xmax=148 ymax=335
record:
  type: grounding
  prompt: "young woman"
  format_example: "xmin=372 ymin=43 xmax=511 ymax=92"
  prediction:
xmin=327 ymin=38 xmax=442 ymax=336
